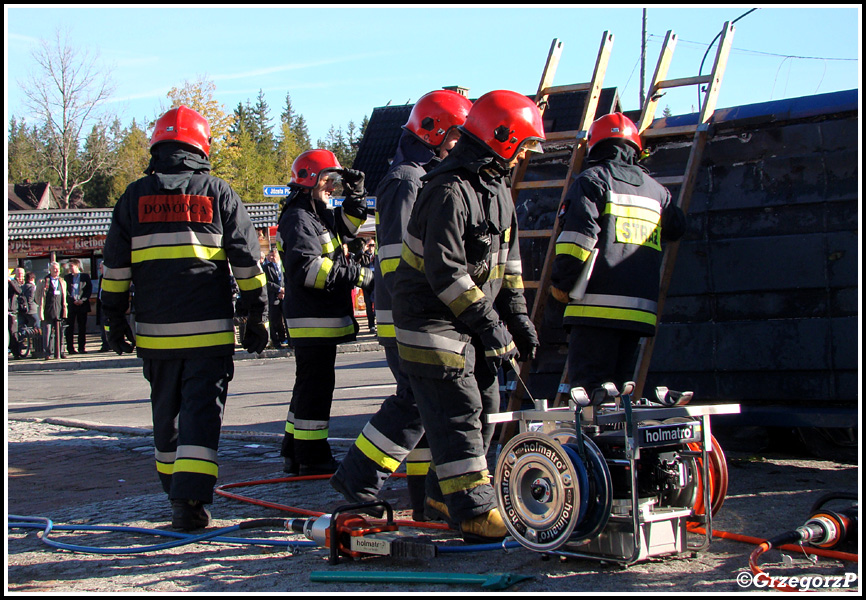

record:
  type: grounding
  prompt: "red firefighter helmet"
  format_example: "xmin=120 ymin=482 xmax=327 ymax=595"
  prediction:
xmin=587 ymin=112 xmax=642 ymax=152
xmin=403 ymin=89 xmax=473 ymax=148
xmin=290 ymin=149 xmax=343 ymax=188
xmin=459 ymin=90 xmax=545 ymax=162
xmin=150 ymin=105 xmax=212 ymax=156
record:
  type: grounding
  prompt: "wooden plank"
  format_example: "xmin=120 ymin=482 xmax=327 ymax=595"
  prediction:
xmin=637 ymin=30 xmax=677 ymax=134
xmin=642 ymin=124 xmax=699 ymax=138
xmin=513 ymin=179 xmax=569 ymax=190
xmin=655 ymin=75 xmax=713 ymax=90
xmin=698 ymin=21 xmax=735 ymax=124
xmin=540 ymin=82 xmax=592 ymax=96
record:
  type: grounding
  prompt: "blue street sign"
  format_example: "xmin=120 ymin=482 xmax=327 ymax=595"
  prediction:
xmin=263 ymin=186 xmax=292 ymax=197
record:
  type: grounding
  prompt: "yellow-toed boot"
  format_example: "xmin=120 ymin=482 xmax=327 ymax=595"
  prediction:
xmin=459 ymin=508 xmax=507 ymax=544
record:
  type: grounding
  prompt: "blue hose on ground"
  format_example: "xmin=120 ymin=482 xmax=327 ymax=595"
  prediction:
xmin=9 ymin=515 xmax=522 ymax=555
xmin=8 ymin=515 xmax=316 ymax=554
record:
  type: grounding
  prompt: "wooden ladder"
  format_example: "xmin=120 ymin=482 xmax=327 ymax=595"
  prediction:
xmin=499 ymin=32 xmax=614 ymax=444
xmin=631 ymin=21 xmax=736 ymax=400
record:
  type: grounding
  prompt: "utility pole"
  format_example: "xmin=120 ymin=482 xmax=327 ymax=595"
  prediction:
xmin=640 ymin=8 xmax=647 ymax=108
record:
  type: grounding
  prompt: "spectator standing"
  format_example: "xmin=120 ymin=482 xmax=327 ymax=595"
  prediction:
xmin=36 ymin=262 xmax=68 ymax=359
xmin=64 ymin=258 xmax=93 ymax=354
xmin=262 ymin=250 xmax=288 ymax=349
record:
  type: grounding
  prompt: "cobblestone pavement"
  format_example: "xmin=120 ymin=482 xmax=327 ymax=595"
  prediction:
xmin=7 ymin=418 xmax=860 ymax=593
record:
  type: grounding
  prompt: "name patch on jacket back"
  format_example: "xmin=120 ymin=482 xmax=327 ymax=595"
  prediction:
xmin=139 ymin=194 xmax=214 ymax=223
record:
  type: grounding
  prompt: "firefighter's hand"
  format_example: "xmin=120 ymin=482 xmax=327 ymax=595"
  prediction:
xmin=479 ymin=322 xmax=519 ymax=374
xmin=506 ymin=314 xmax=540 ymax=363
xmin=339 ymin=169 xmax=366 ymax=200
xmin=242 ymin=311 xmax=269 ymax=354
xmin=104 ymin=314 xmax=135 ymax=355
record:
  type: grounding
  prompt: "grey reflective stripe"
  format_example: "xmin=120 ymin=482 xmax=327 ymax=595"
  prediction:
xmin=155 ymin=450 xmax=176 ymax=463
xmin=361 ymin=423 xmax=411 ymax=461
xmin=504 ymin=259 xmax=523 ymax=275
xmin=609 ymin=192 xmax=662 ymax=213
xmin=231 ymin=264 xmax=265 ymax=279
xmin=576 ymin=293 xmax=658 ymax=313
xmin=403 ymin=232 xmax=424 ymax=257
xmin=176 ymin=445 xmax=218 ymax=462
xmin=556 ymin=230 xmax=597 ymax=249
xmin=135 ymin=319 xmax=234 ymax=336
xmin=438 ymin=274 xmax=476 ymax=306
xmin=103 ymin=266 xmax=132 ymax=279
xmin=436 ymin=455 xmax=488 ymax=479
xmin=406 ymin=447 xmax=432 ymax=462
xmin=286 ymin=316 xmax=354 ymax=329
xmin=394 ymin=328 xmax=468 ymax=354
xmin=377 ymin=243 xmax=402 ymax=261
xmin=376 ymin=309 xmax=393 ymax=325
xmin=132 ymin=231 xmax=222 ymax=249
xmin=295 ymin=418 xmax=328 ymax=431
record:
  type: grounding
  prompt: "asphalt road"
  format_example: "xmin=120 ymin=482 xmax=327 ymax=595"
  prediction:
xmin=7 ymin=350 xmax=394 ymax=439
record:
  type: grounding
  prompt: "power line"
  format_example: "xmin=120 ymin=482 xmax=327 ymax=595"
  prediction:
xmin=647 ymin=34 xmax=857 ymax=62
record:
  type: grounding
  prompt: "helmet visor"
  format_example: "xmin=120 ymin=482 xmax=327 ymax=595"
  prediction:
xmin=521 ymin=138 xmax=544 ymax=154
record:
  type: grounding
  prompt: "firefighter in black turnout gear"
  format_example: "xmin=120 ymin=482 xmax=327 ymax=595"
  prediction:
xmin=331 ymin=90 xmax=473 ymax=520
xmin=549 ymin=112 xmax=687 ymax=394
xmin=101 ymin=105 xmax=268 ymax=531
xmin=392 ymin=90 xmax=544 ymax=543
xmin=276 ymin=149 xmax=372 ymax=476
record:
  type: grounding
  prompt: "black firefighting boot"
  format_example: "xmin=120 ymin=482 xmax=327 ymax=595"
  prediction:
xmin=171 ymin=499 xmax=211 ymax=531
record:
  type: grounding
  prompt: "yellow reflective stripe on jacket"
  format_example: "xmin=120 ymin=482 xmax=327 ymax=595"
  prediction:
xmin=342 ymin=210 xmax=365 ymax=234
xmin=132 ymin=245 xmax=226 ymax=263
xmin=484 ymin=339 xmax=516 ymax=359
xmin=236 ymin=272 xmax=267 ymax=291
xmin=400 ymin=242 xmax=424 ymax=272
xmin=135 ymin=318 xmax=235 ymax=350
xmin=564 ymin=304 xmax=658 ymax=327
xmin=398 ymin=344 xmax=465 ymax=369
xmin=305 ymin=256 xmax=334 ymax=289
xmin=101 ymin=278 xmax=131 ymax=293
xmin=448 ymin=286 xmax=485 ymax=317
xmin=556 ymin=242 xmax=593 ymax=261
xmin=395 ymin=327 xmax=468 ymax=369
xmin=377 ymin=243 xmax=402 ymax=275
xmin=503 ymin=273 xmax=524 ymax=289
xmin=137 ymin=331 xmax=235 ymax=350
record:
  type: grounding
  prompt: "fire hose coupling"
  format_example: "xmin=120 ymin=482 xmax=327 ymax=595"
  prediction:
xmin=799 ymin=507 xmax=857 ymax=549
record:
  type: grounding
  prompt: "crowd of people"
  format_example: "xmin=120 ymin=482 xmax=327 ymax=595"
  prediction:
xmin=9 ymin=95 xmax=683 ymax=544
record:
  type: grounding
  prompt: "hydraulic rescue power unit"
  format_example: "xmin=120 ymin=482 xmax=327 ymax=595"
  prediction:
xmin=489 ymin=381 xmax=740 ymax=564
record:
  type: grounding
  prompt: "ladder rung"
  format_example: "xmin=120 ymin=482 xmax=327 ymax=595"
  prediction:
xmin=540 ymin=82 xmax=592 ymax=96
xmin=523 ymin=281 xmax=541 ymax=290
xmin=654 ymin=75 xmax=713 ymax=91
xmin=514 ymin=179 xmax=568 ymax=190
xmin=544 ymin=130 xmax=585 ymax=142
xmin=642 ymin=124 xmax=699 ymax=138
xmin=518 ymin=229 xmax=553 ymax=239
xmin=655 ymin=175 xmax=684 ymax=186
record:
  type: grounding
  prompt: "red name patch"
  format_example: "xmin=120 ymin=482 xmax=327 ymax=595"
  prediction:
xmin=139 ymin=194 xmax=214 ymax=223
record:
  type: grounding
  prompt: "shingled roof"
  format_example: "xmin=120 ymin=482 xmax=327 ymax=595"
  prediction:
xmin=7 ymin=203 xmax=281 ymax=241
xmin=351 ymin=87 xmax=622 ymax=195
xmin=8 ymin=182 xmax=62 ymax=211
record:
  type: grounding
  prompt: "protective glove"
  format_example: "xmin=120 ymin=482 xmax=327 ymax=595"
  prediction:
xmin=357 ymin=267 xmax=374 ymax=291
xmin=104 ymin=313 xmax=135 ymax=355
xmin=242 ymin=310 xmax=269 ymax=354
xmin=339 ymin=168 xmax=366 ymax=200
xmin=479 ymin=321 xmax=519 ymax=374
xmin=506 ymin=314 xmax=540 ymax=363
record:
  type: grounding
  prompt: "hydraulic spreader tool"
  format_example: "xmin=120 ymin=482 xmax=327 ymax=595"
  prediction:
xmin=489 ymin=377 xmax=740 ymax=565
xmin=287 ymin=501 xmax=436 ymax=564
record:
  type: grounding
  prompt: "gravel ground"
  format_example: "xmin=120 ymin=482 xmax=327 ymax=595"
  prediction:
xmin=6 ymin=419 xmax=860 ymax=593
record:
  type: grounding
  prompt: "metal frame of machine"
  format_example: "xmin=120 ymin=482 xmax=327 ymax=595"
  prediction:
xmin=490 ymin=383 xmax=740 ymax=565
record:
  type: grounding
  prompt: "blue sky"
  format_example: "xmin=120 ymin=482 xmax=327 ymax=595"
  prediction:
xmin=5 ymin=5 xmax=861 ymax=145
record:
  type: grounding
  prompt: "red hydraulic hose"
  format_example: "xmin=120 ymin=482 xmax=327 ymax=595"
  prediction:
xmin=215 ymin=473 xmax=452 ymax=531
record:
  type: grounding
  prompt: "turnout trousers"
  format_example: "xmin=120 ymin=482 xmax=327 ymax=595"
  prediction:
xmin=408 ymin=341 xmax=499 ymax=523
xmin=144 ymin=356 xmax=234 ymax=504
xmin=281 ymin=344 xmax=338 ymax=465
xmin=567 ymin=324 xmax=643 ymax=393
xmin=332 ymin=345 xmax=430 ymax=514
